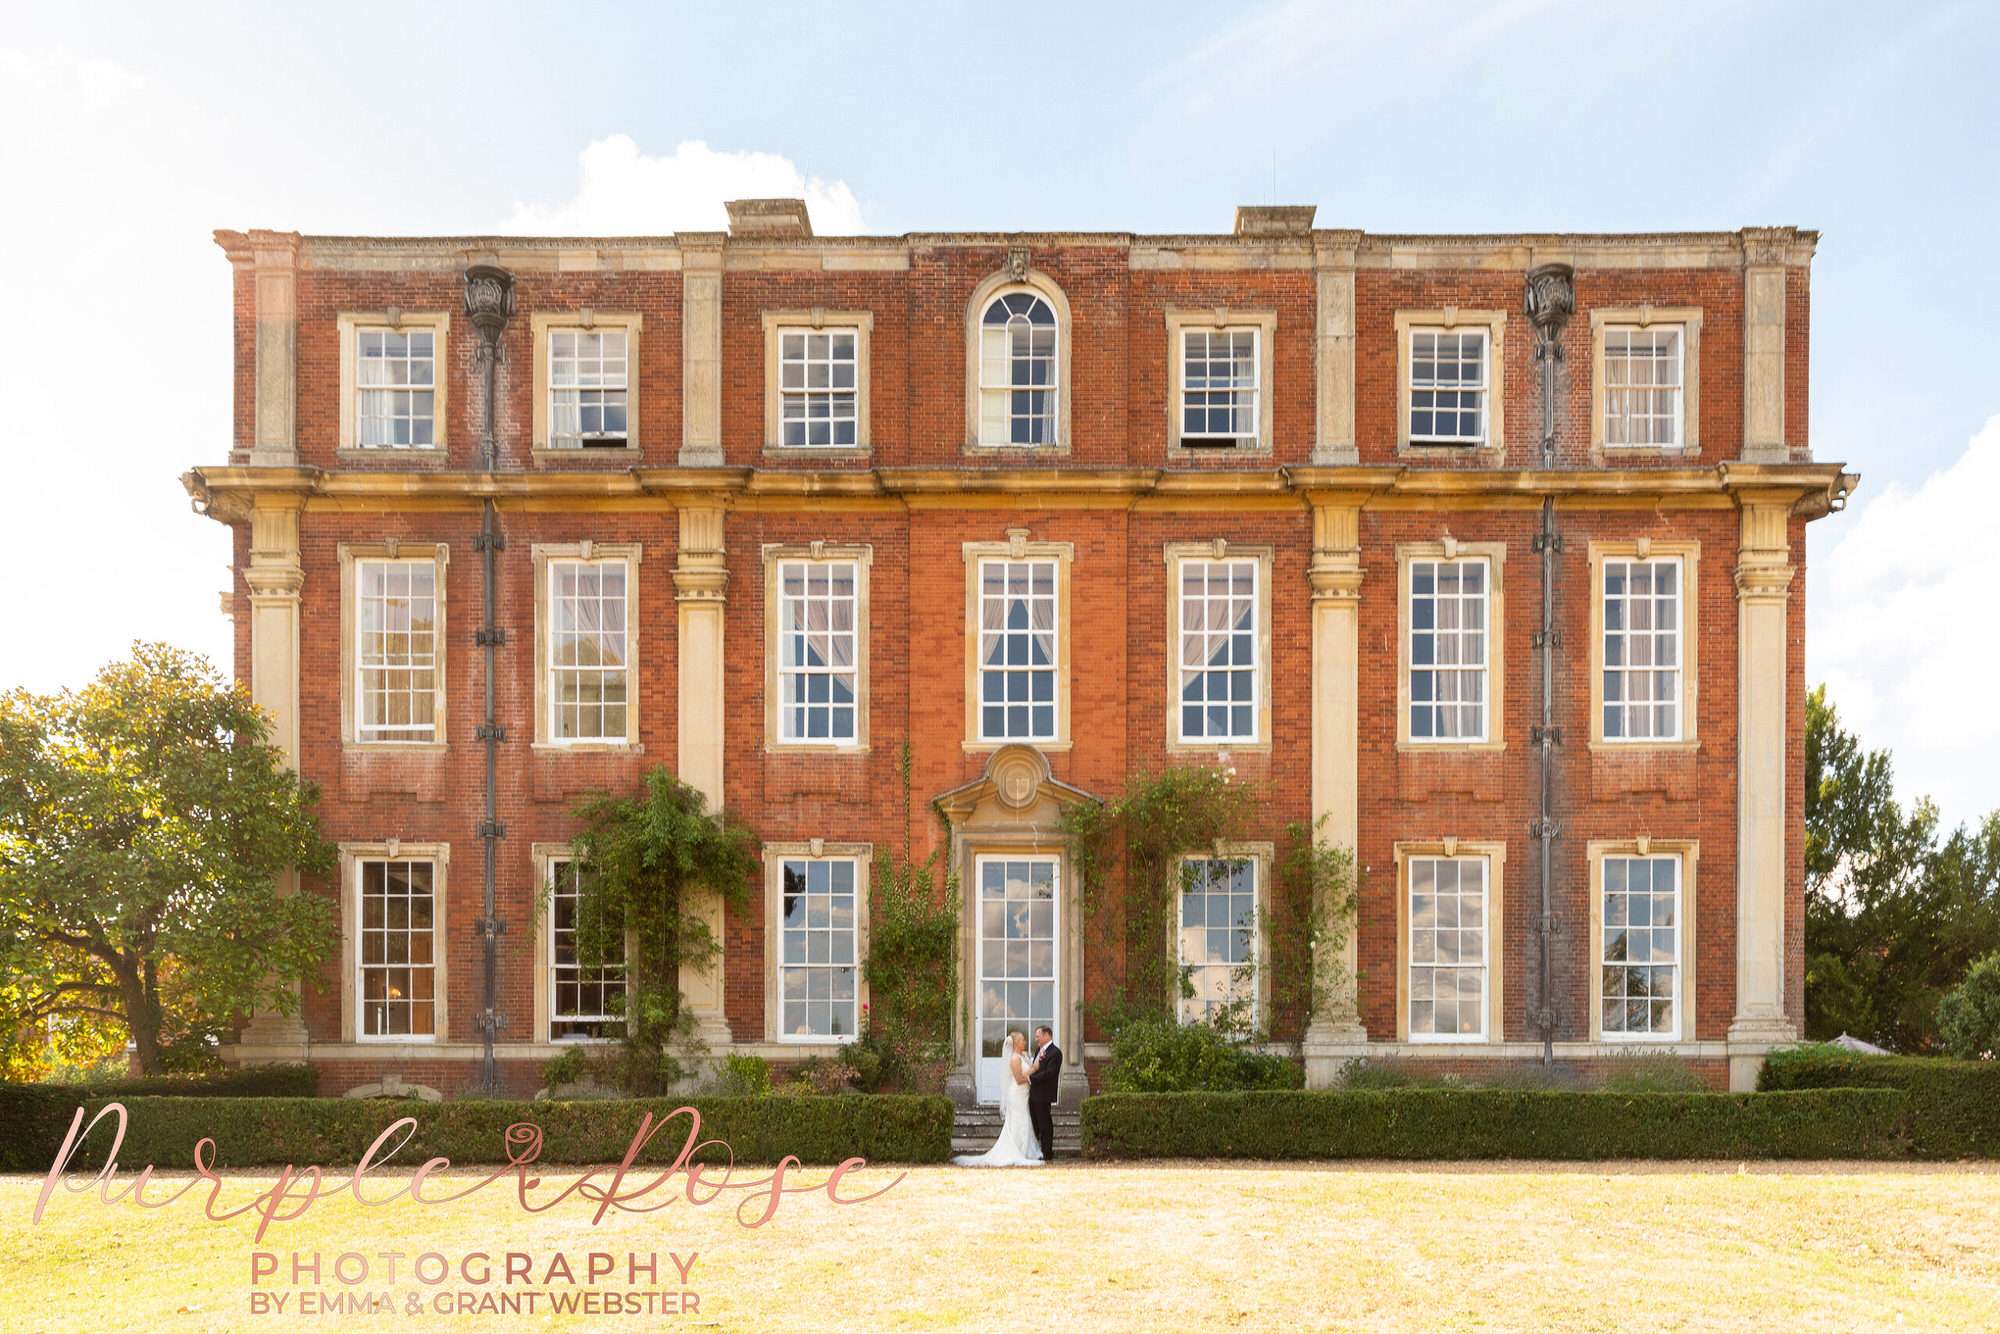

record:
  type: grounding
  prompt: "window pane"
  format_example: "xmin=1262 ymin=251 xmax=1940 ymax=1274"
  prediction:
xmin=1180 ymin=328 xmax=1259 ymax=444
xmin=356 ymin=559 xmax=438 ymax=742
xmin=1179 ymin=858 xmax=1257 ymax=1026
xmin=355 ymin=328 xmax=437 ymax=449
xmin=1408 ymin=558 xmax=1489 ymax=742
xmin=776 ymin=326 xmax=862 ymax=448
xmin=547 ymin=331 xmax=630 ymax=447
xmin=1408 ymin=330 xmax=1486 ymax=445
xmin=1408 ymin=857 xmax=1487 ymax=1040
xmin=1601 ymin=856 xmax=1680 ymax=1037
xmin=1178 ymin=560 xmax=1259 ymax=741
xmin=1602 ymin=558 xmax=1683 ymax=741
xmin=1603 ymin=326 xmax=1683 ymax=447
xmin=550 ymin=560 xmax=629 ymax=740
xmin=358 ymin=860 xmax=436 ymax=1038
xmin=978 ymin=559 xmax=1058 ymax=740
xmin=777 ymin=561 xmax=860 ymax=743
xmin=782 ymin=858 xmax=862 ymax=1037
xmin=978 ymin=294 xmax=1058 ymax=445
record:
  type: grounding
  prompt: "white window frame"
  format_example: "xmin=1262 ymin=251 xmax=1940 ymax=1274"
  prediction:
xmin=542 ymin=854 xmax=628 ymax=1043
xmin=763 ymin=545 xmax=872 ymax=752
xmin=531 ymin=543 xmax=642 ymax=750
xmin=1408 ymin=552 xmax=1488 ymax=740
xmin=530 ymin=313 xmax=643 ymax=457
xmin=338 ymin=842 xmax=448 ymax=1045
xmin=764 ymin=847 xmax=870 ymax=1044
xmin=338 ymin=543 xmax=449 ymax=751
xmin=963 ymin=269 xmax=1071 ymax=453
xmin=353 ymin=557 xmax=441 ymax=744
xmin=1175 ymin=846 xmax=1271 ymax=1030
xmin=1590 ymin=308 xmax=1702 ymax=454
xmin=974 ymin=557 xmax=1059 ymax=744
xmin=1599 ymin=553 xmax=1686 ymax=744
xmin=337 ymin=312 xmax=450 ymax=454
xmin=961 ymin=534 xmax=1074 ymax=752
xmin=1166 ymin=544 xmax=1272 ymax=749
xmin=1396 ymin=541 xmax=1506 ymax=753
xmin=762 ymin=311 xmax=873 ymax=454
xmin=1395 ymin=310 xmax=1507 ymax=454
xmin=1165 ymin=310 xmax=1277 ymax=454
xmin=1395 ymin=841 xmax=1506 ymax=1045
xmin=1588 ymin=540 xmax=1701 ymax=749
xmin=1589 ymin=841 xmax=1698 ymax=1043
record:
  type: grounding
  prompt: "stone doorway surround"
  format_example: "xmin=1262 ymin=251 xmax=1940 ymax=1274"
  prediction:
xmin=935 ymin=745 xmax=1095 ymax=1113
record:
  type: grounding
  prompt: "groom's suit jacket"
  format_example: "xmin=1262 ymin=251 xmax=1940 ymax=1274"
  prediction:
xmin=1028 ymin=1041 xmax=1062 ymax=1103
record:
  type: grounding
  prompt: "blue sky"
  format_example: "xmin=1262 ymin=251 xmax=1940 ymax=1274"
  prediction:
xmin=2 ymin=0 xmax=1996 ymax=820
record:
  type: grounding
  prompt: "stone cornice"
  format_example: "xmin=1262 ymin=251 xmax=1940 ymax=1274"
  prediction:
xmin=182 ymin=461 xmax=1858 ymax=520
xmin=218 ymin=225 xmax=1822 ymax=275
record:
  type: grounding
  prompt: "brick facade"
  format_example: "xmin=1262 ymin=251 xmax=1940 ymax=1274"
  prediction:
xmin=188 ymin=210 xmax=1850 ymax=1099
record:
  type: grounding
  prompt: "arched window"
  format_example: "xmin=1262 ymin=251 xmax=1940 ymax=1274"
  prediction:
xmin=978 ymin=292 xmax=1059 ymax=446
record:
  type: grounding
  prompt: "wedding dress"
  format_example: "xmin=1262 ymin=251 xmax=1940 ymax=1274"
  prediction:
xmin=952 ymin=1049 xmax=1044 ymax=1167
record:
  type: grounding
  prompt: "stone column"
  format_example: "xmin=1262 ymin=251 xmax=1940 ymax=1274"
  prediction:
xmin=1728 ymin=490 xmax=1798 ymax=1089
xmin=678 ymin=233 xmax=726 ymax=467
xmin=249 ymin=231 xmax=301 ymax=468
xmin=1740 ymin=228 xmax=1790 ymax=465
xmin=674 ymin=504 xmax=733 ymax=1047
xmin=1303 ymin=497 xmax=1369 ymax=1086
xmin=237 ymin=492 xmax=310 ymax=1054
xmin=1311 ymin=232 xmax=1361 ymax=466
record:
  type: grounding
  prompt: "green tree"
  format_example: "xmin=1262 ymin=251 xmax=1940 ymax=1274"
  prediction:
xmin=1937 ymin=950 xmax=2000 ymax=1060
xmin=0 ymin=643 xmax=336 ymax=1076
xmin=562 ymin=767 xmax=758 ymax=1094
xmin=1805 ymin=685 xmax=2000 ymax=1050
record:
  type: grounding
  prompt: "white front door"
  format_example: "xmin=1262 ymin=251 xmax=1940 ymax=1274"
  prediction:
xmin=975 ymin=855 xmax=1059 ymax=1104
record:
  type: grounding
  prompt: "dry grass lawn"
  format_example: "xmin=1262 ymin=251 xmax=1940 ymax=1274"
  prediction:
xmin=4 ymin=1161 xmax=1999 ymax=1332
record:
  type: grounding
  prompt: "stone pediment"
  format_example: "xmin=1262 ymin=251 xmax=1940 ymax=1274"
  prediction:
xmin=933 ymin=745 xmax=1097 ymax=831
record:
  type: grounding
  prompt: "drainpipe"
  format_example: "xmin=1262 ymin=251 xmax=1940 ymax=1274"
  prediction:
xmin=465 ymin=264 xmax=514 ymax=1095
xmin=1524 ymin=263 xmax=1574 ymax=1065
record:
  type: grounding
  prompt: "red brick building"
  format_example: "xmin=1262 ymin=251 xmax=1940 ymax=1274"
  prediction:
xmin=184 ymin=203 xmax=1852 ymax=1102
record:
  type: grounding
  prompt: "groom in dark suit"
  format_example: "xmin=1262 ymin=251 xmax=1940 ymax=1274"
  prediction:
xmin=1027 ymin=1024 xmax=1062 ymax=1161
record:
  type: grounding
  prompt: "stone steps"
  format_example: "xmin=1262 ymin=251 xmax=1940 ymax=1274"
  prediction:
xmin=951 ymin=1107 xmax=1082 ymax=1157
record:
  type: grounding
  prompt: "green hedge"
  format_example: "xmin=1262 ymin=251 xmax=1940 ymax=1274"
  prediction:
xmin=1759 ymin=1045 xmax=2000 ymax=1159
xmin=10 ymin=1093 xmax=951 ymax=1173
xmin=0 ymin=1066 xmax=320 ymax=1172
xmin=1081 ymin=1088 xmax=1912 ymax=1160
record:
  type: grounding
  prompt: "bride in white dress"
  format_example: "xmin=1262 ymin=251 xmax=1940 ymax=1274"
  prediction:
xmin=952 ymin=1030 xmax=1044 ymax=1167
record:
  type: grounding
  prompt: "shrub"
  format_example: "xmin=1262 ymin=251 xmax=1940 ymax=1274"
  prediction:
xmin=1338 ymin=1056 xmax=1445 ymax=1090
xmin=1599 ymin=1054 xmax=1712 ymax=1093
xmin=1937 ymin=952 xmax=2000 ymax=1061
xmin=0 ymin=1066 xmax=319 ymax=1172
xmin=1338 ymin=1057 xmax=1583 ymax=1091
xmin=1760 ymin=1043 xmax=2000 ymax=1158
xmin=1104 ymin=1018 xmax=1303 ymax=1093
xmin=540 ymin=1046 xmax=591 ymax=1089
xmin=1081 ymin=1088 xmax=1911 ymax=1161
xmin=716 ymin=1053 xmax=772 ymax=1098
xmin=16 ymin=1093 xmax=952 ymax=1173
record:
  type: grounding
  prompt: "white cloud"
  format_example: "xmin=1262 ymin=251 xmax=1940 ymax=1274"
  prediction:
xmin=504 ymin=136 xmax=867 ymax=236
xmin=1812 ymin=412 xmax=2000 ymax=826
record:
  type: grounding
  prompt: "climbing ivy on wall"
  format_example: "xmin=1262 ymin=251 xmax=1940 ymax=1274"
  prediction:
xmin=1063 ymin=765 xmax=1357 ymax=1042
xmin=549 ymin=767 xmax=759 ymax=1095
